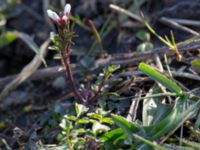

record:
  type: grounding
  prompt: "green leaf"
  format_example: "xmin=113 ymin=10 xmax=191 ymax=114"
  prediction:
xmin=194 ymin=112 xmax=200 ymax=129
xmin=111 ymin=114 xmax=142 ymax=137
xmin=99 ymin=128 xmax=125 ymax=143
xmin=75 ymin=103 xmax=89 ymax=118
xmin=133 ymin=134 xmax=166 ymax=150
xmin=191 ymin=59 xmax=200 ymax=74
xmin=136 ymin=30 xmax=150 ymax=41
xmin=144 ymin=97 xmax=200 ymax=140
xmin=111 ymin=114 xmax=167 ymax=149
xmin=92 ymin=122 xmax=110 ymax=134
xmin=136 ymin=42 xmax=153 ymax=53
xmin=96 ymin=108 xmax=110 ymax=116
xmin=181 ymin=139 xmax=200 ymax=149
xmin=139 ymin=63 xmax=182 ymax=95
xmin=0 ymin=33 xmax=16 ymax=48
xmin=104 ymin=65 xmax=120 ymax=74
xmin=142 ymin=16 xmax=172 ymax=49
xmin=64 ymin=115 xmax=77 ymax=121
xmin=101 ymin=117 xmax=114 ymax=124
xmin=77 ymin=117 xmax=90 ymax=124
xmin=142 ymin=87 xmax=173 ymax=126
xmin=89 ymin=20 xmax=104 ymax=54
xmin=17 ymin=32 xmax=41 ymax=55
xmin=15 ymin=32 xmax=47 ymax=65
xmin=88 ymin=113 xmax=102 ymax=120
xmin=75 ymin=128 xmax=86 ymax=134
xmin=59 ymin=119 xmax=72 ymax=131
xmin=50 ymin=32 xmax=63 ymax=52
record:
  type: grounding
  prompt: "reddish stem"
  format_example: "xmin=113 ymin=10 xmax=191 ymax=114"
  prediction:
xmin=90 ymin=74 xmax=109 ymax=102
xmin=63 ymin=43 xmax=85 ymax=103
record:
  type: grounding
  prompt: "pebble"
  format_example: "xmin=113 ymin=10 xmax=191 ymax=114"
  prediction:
xmin=52 ymin=76 xmax=67 ymax=90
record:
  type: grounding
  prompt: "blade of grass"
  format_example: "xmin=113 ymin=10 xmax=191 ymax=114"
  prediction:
xmin=88 ymin=20 xmax=104 ymax=55
xmin=14 ymin=31 xmax=47 ymax=66
xmin=133 ymin=134 xmax=167 ymax=150
xmin=138 ymin=63 xmax=182 ymax=95
xmin=141 ymin=16 xmax=172 ymax=48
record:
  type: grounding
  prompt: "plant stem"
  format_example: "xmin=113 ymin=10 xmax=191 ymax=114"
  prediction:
xmin=91 ymin=73 xmax=110 ymax=102
xmin=66 ymin=130 xmax=74 ymax=150
xmin=62 ymin=43 xmax=85 ymax=103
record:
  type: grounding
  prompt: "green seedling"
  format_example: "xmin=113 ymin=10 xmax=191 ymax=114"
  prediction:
xmin=141 ymin=13 xmax=182 ymax=61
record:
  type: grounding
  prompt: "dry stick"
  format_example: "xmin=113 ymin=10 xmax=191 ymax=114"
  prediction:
xmin=126 ymin=90 xmax=142 ymax=122
xmin=116 ymin=70 xmax=200 ymax=81
xmin=116 ymin=77 xmax=135 ymax=94
xmin=109 ymin=4 xmax=143 ymax=23
xmin=0 ymin=66 xmax=66 ymax=88
xmin=1 ymin=139 xmax=12 ymax=150
xmin=1 ymin=40 xmax=200 ymax=90
xmin=160 ymin=17 xmax=199 ymax=36
xmin=167 ymin=18 xmax=200 ymax=27
xmin=171 ymin=71 xmax=200 ymax=81
xmin=154 ymin=54 xmax=164 ymax=72
xmin=154 ymin=54 xmax=173 ymax=103
xmin=0 ymin=38 xmax=50 ymax=102
xmin=97 ymin=38 xmax=200 ymax=66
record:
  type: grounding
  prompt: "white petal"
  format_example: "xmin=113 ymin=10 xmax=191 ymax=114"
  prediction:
xmin=62 ymin=15 xmax=68 ymax=21
xmin=64 ymin=4 xmax=71 ymax=14
xmin=47 ymin=9 xmax=60 ymax=22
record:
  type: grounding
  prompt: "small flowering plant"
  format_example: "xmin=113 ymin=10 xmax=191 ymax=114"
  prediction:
xmin=47 ymin=4 xmax=119 ymax=105
xmin=47 ymin=4 xmax=86 ymax=103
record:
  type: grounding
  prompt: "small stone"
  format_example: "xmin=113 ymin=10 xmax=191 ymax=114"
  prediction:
xmin=52 ymin=76 xmax=67 ymax=90
xmin=3 ymin=91 xmax=29 ymax=107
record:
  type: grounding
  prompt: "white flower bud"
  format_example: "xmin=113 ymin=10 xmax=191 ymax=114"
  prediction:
xmin=62 ymin=15 xmax=69 ymax=22
xmin=47 ymin=9 xmax=60 ymax=22
xmin=64 ymin=4 xmax=71 ymax=15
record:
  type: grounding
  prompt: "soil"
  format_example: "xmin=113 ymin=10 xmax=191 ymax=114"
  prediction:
xmin=0 ymin=0 xmax=200 ymax=149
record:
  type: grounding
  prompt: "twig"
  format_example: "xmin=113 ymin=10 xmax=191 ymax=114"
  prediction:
xmin=154 ymin=54 xmax=173 ymax=102
xmin=164 ymin=55 xmax=173 ymax=78
xmin=0 ymin=37 xmax=200 ymax=98
xmin=117 ymin=70 xmax=200 ymax=81
xmin=126 ymin=90 xmax=142 ymax=122
xmin=154 ymin=54 xmax=163 ymax=72
xmin=1 ymin=138 xmax=12 ymax=150
xmin=116 ymin=77 xmax=135 ymax=94
xmin=1 ymin=38 xmax=200 ymax=90
xmin=109 ymin=4 xmax=143 ymax=23
xmin=0 ymin=38 xmax=50 ymax=101
xmin=166 ymin=18 xmax=200 ymax=27
xmin=96 ymin=37 xmax=200 ymax=66
xmin=171 ymin=71 xmax=200 ymax=81
xmin=160 ymin=17 xmax=199 ymax=36
xmin=0 ymin=66 xmax=65 ymax=88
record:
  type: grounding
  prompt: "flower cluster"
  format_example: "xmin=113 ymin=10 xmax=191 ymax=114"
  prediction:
xmin=47 ymin=4 xmax=71 ymax=26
